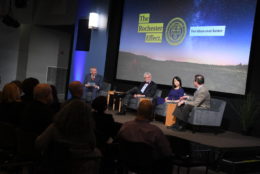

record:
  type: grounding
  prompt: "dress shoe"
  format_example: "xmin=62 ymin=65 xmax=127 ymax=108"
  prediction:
xmin=177 ymin=125 xmax=186 ymax=131
xmin=170 ymin=124 xmax=179 ymax=130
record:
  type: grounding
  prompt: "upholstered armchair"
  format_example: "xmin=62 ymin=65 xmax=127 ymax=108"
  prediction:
xmin=188 ymin=98 xmax=226 ymax=132
xmin=85 ymin=82 xmax=111 ymax=102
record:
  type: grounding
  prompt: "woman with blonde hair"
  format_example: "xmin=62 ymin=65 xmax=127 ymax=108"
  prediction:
xmin=0 ymin=82 xmax=24 ymax=126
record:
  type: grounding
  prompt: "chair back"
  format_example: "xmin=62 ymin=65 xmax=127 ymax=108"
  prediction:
xmin=44 ymin=140 xmax=101 ymax=174
xmin=154 ymin=89 xmax=162 ymax=98
xmin=118 ymin=139 xmax=155 ymax=172
xmin=98 ymin=82 xmax=111 ymax=96
xmin=188 ymin=98 xmax=226 ymax=127
xmin=0 ymin=122 xmax=17 ymax=151
xmin=0 ymin=122 xmax=17 ymax=163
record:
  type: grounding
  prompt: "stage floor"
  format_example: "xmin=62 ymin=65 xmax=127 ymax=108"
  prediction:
xmin=109 ymin=110 xmax=260 ymax=150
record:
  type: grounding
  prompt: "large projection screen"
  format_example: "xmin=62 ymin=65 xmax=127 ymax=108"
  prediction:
xmin=116 ymin=0 xmax=257 ymax=95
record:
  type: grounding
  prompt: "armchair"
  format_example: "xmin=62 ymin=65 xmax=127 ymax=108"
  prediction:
xmin=127 ymin=89 xmax=162 ymax=110
xmin=85 ymin=82 xmax=111 ymax=102
xmin=187 ymin=98 xmax=226 ymax=132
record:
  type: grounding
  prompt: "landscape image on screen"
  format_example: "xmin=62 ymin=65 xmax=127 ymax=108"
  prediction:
xmin=116 ymin=0 xmax=257 ymax=95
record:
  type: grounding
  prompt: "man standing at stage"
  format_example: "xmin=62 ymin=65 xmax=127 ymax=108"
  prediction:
xmin=84 ymin=67 xmax=103 ymax=102
xmin=172 ymin=74 xmax=211 ymax=131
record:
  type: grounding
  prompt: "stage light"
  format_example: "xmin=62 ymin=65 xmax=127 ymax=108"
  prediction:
xmin=2 ymin=15 xmax=20 ymax=28
xmin=88 ymin=12 xmax=99 ymax=29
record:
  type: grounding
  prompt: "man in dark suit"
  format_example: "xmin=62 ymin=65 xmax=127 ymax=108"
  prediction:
xmin=172 ymin=74 xmax=211 ymax=131
xmin=84 ymin=67 xmax=103 ymax=102
xmin=117 ymin=72 xmax=157 ymax=115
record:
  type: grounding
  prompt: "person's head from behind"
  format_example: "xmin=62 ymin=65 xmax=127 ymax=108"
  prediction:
xmin=11 ymin=80 xmax=23 ymax=95
xmin=172 ymin=76 xmax=182 ymax=89
xmin=34 ymin=84 xmax=53 ymax=104
xmin=137 ymin=100 xmax=153 ymax=121
xmin=143 ymin=72 xmax=152 ymax=83
xmin=2 ymin=82 xmax=21 ymax=103
xmin=90 ymin=67 xmax=97 ymax=76
xmin=68 ymin=81 xmax=84 ymax=98
xmin=50 ymin=85 xmax=59 ymax=103
xmin=194 ymin=74 xmax=204 ymax=88
xmin=54 ymin=100 xmax=94 ymax=139
xmin=22 ymin=77 xmax=39 ymax=95
xmin=92 ymin=96 xmax=107 ymax=113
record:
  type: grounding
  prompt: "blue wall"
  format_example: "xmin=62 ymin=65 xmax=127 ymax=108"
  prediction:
xmin=69 ymin=0 xmax=109 ymax=84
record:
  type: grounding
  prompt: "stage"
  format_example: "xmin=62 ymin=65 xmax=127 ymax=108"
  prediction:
xmin=111 ymin=110 xmax=260 ymax=149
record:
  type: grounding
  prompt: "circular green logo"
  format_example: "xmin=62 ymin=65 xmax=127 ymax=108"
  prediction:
xmin=165 ymin=17 xmax=187 ymax=46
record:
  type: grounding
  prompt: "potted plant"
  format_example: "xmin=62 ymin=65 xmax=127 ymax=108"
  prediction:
xmin=239 ymin=92 xmax=259 ymax=135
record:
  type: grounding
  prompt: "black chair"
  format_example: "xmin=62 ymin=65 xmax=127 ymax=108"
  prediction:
xmin=0 ymin=122 xmax=33 ymax=173
xmin=39 ymin=139 xmax=102 ymax=174
xmin=0 ymin=122 xmax=17 ymax=163
xmin=118 ymin=139 xmax=171 ymax=174
xmin=171 ymin=138 xmax=211 ymax=174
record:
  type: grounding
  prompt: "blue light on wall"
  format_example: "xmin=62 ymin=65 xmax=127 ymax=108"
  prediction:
xmin=72 ymin=50 xmax=88 ymax=82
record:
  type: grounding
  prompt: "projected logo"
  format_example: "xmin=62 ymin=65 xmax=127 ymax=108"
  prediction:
xmin=138 ymin=13 xmax=164 ymax=43
xmin=165 ymin=17 xmax=187 ymax=46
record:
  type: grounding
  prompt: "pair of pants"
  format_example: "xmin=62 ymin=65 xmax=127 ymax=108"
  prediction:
xmin=173 ymin=104 xmax=194 ymax=122
xmin=122 ymin=87 xmax=140 ymax=106
xmin=85 ymin=87 xmax=99 ymax=102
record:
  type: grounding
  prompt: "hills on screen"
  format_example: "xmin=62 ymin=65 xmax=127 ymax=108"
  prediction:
xmin=116 ymin=51 xmax=248 ymax=94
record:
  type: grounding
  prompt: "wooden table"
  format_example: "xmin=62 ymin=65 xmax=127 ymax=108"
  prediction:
xmin=107 ymin=90 xmax=125 ymax=112
xmin=164 ymin=103 xmax=177 ymax=127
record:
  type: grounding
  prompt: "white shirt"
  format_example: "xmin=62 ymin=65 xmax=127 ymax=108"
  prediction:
xmin=140 ymin=83 xmax=149 ymax=93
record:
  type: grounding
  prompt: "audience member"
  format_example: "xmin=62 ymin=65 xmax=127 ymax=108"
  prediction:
xmin=21 ymin=83 xmax=54 ymax=135
xmin=62 ymin=81 xmax=84 ymax=107
xmin=35 ymin=100 xmax=101 ymax=174
xmin=50 ymin=84 xmax=60 ymax=113
xmin=0 ymin=82 xmax=25 ymax=126
xmin=117 ymin=72 xmax=157 ymax=115
xmin=11 ymin=80 xmax=23 ymax=96
xmin=91 ymin=96 xmax=118 ymax=148
xmin=118 ymin=100 xmax=172 ymax=159
xmin=172 ymin=74 xmax=211 ymax=131
xmin=91 ymin=96 xmax=120 ymax=173
xmin=157 ymin=76 xmax=184 ymax=105
xmin=21 ymin=77 xmax=39 ymax=104
xmin=84 ymin=67 xmax=103 ymax=102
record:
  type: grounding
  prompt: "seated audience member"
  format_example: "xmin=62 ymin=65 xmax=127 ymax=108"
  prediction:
xmin=50 ymin=84 xmax=60 ymax=113
xmin=117 ymin=72 xmax=157 ymax=115
xmin=91 ymin=96 xmax=118 ymax=148
xmin=21 ymin=77 xmax=39 ymax=104
xmin=84 ymin=67 xmax=103 ymax=102
xmin=35 ymin=100 xmax=101 ymax=174
xmin=157 ymin=76 xmax=184 ymax=105
xmin=11 ymin=80 xmax=23 ymax=96
xmin=62 ymin=81 xmax=84 ymax=107
xmin=118 ymin=100 xmax=172 ymax=173
xmin=21 ymin=84 xmax=54 ymax=135
xmin=0 ymin=82 xmax=25 ymax=126
xmin=92 ymin=96 xmax=120 ymax=173
xmin=172 ymin=74 xmax=211 ymax=131
xmin=118 ymin=100 xmax=172 ymax=159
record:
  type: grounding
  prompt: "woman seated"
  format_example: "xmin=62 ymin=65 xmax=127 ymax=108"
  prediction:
xmin=0 ymin=82 xmax=25 ymax=126
xmin=157 ymin=76 xmax=184 ymax=105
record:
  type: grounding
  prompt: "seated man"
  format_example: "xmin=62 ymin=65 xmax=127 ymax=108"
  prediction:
xmin=84 ymin=67 xmax=103 ymax=102
xmin=172 ymin=74 xmax=211 ymax=131
xmin=117 ymin=100 xmax=172 ymax=174
xmin=62 ymin=81 xmax=84 ymax=107
xmin=117 ymin=72 xmax=157 ymax=115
